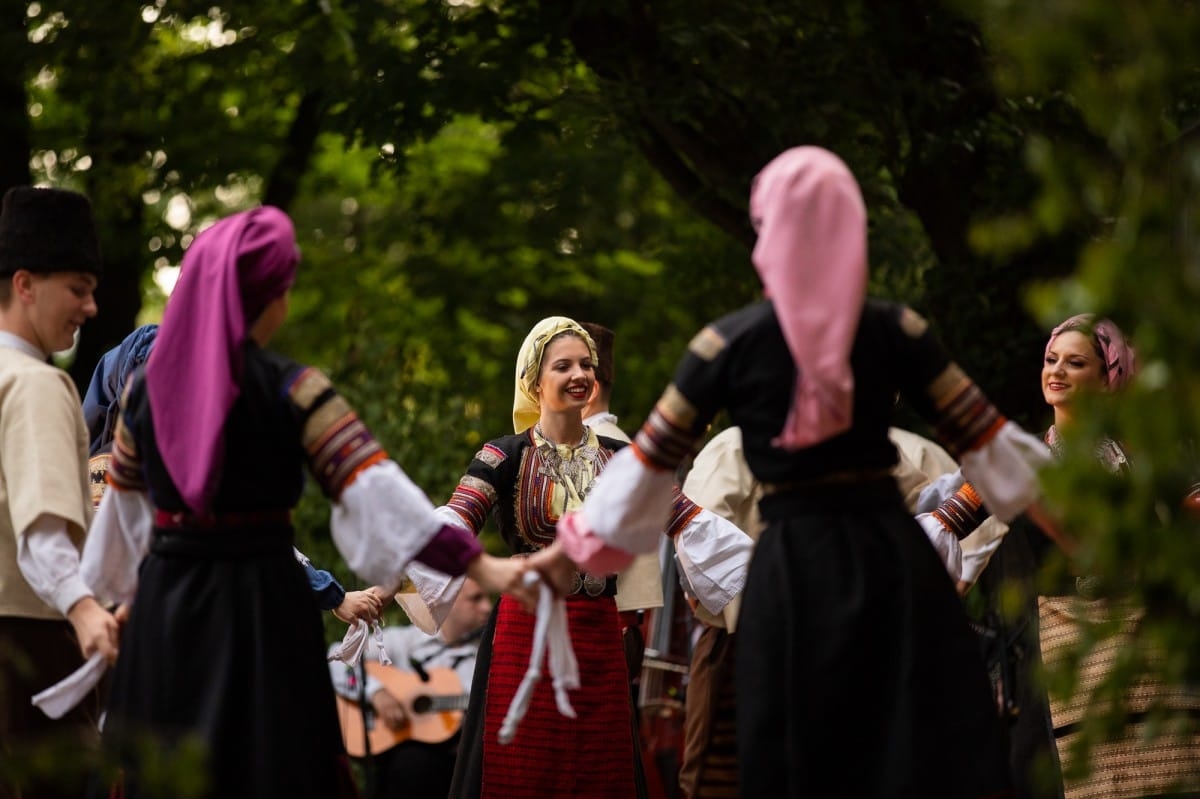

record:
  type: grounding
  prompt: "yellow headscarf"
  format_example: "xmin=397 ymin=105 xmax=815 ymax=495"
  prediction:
xmin=512 ymin=316 xmax=598 ymax=433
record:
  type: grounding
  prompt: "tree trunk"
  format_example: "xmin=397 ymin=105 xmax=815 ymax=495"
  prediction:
xmin=0 ymin=5 xmax=33 ymax=196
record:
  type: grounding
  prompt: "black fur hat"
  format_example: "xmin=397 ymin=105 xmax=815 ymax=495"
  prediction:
xmin=0 ymin=186 xmax=102 ymax=277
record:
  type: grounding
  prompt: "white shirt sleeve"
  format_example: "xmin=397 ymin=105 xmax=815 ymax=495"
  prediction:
xmin=329 ymin=459 xmax=448 ymax=591
xmin=960 ymin=421 xmax=1053 ymax=522
xmin=673 ymin=508 xmax=753 ymax=617
xmin=390 ymin=506 xmax=470 ymax=635
xmin=328 ymin=648 xmax=362 ymax=699
xmin=960 ymin=519 xmax=1008 ymax=585
xmin=17 ymin=513 xmax=90 ymax=616
xmin=914 ymin=469 xmax=965 ymax=514
xmin=914 ymin=513 xmax=964 ymax=582
xmin=79 ymin=486 xmax=154 ymax=608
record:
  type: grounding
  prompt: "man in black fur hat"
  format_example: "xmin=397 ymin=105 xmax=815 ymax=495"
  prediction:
xmin=0 ymin=185 xmax=116 ymax=798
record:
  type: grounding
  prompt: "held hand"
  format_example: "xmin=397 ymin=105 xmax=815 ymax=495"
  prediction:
xmin=467 ymin=553 xmax=537 ymax=613
xmin=372 ymin=689 xmax=408 ymax=731
xmin=66 ymin=596 xmax=120 ymax=665
xmin=334 ymin=589 xmax=384 ymax=624
xmin=524 ymin=540 xmax=577 ymax=597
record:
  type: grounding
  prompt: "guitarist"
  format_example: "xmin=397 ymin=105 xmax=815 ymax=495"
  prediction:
xmin=330 ymin=577 xmax=492 ymax=799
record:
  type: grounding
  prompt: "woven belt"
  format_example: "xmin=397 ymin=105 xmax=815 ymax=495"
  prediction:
xmin=154 ymin=508 xmax=292 ymax=529
xmin=760 ymin=467 xmax=896 ymax=496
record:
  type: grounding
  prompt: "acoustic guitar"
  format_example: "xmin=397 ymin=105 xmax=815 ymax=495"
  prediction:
xmin=335 ymin=662 xmax=469 ymax=757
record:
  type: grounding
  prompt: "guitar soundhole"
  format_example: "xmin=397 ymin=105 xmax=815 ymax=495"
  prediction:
xmin=412 ymin=695 xmax=433 ymax=714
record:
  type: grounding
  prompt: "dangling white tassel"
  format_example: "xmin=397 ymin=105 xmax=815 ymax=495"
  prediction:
xmin=371 ymin=618 xmax=392 ymax=666
xmin=546 ymin=593 xmax=579 ymax=718
xmin=498 ymin=574 xmax=578 ymax=744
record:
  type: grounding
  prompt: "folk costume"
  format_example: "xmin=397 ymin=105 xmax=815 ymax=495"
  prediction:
xmin=81 ymin=324 xmax=353 ymax=616
xmin=81 ymin=323 xmax=158 ymax=509
xmin=558 ymin=147 xmax=1052 ymax=798
xmin=81 ymin=207 xmax=487 ymax=799
xmin=424 ymin=316 xmax=752 ymax=799
xmin=929 ymin=316 xmax=1200 ymax=799
xmin=0 ymin=186 xmax=105 ymax=799
xmin=677 ymin=424 xmax=969 ymax=798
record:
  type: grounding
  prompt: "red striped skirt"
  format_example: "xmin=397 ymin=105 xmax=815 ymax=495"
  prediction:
xmin=481 ymin=593 xmax=638 ymax=798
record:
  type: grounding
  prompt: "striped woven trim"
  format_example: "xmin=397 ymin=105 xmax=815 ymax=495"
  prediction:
xmin=668 ymin=492 xmax=703 ymax=536
xmin=931 ymin=482 xmax=988 ymax=539
xmin=687 ymin=325 xmax=727 ymax=362
xmin=290 ymin=367 xmax=388 ymax=500
xmin=928 ymin=364 xmax=1005 ymax=458
xmin=106 ymin=415 xmax=146 ymax=491
xmin=1057 ymin=720 xmax=1200 ymax=799
xmin=444 ymin=475 xmax=496 ymax=532
xmin=634 ymin=385 xmax=700 ymax=472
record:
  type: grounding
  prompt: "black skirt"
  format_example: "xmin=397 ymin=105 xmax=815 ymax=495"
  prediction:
xmin=735 ymin=478 xmax=1010 ymax=799
xmin=99 ymin=524 xmax=356 ymax=799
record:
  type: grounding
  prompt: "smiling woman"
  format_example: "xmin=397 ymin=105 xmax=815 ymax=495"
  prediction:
xmin=1041 ymin=315 xmax=1135 ymax=428
xmin=920 ymin=314 xmax=1200 ymax=798
xmin=1026 ymin=316 xmax=1200 ymax=799
xmin=393 ymin=314 xmax=753 ymax=799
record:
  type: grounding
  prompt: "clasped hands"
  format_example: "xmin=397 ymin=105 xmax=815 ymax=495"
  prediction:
xmin=467 ymin=542 xmax=579 ymax=614
xmin=66 ymin=596 xmax=124 ymax=666
xmin=333 ymin=586 xmax=387 ymax=624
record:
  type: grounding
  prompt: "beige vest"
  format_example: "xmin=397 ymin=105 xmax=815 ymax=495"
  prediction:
xmin=0 ymin=348 xmax=92 ymax=619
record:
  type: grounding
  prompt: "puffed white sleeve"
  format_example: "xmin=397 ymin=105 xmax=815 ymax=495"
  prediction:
xmin=959 ymin=421 xmax=1053 ymax=522
xmin=392 ymin=507 xmax=469 ymax=634
xmin=672 ymin=507 xmax=753 ymax=617
xmin=329 ymin=459 xmax=447 ymax=591
xmin=80 ymin=487 xmax=153 ymax=607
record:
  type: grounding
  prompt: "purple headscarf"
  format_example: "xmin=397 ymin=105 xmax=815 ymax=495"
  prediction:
xmin=1045 ymin=314 xmax=1137 ymax=392
xmin=146 ymin=206 xmax=300 ymax=513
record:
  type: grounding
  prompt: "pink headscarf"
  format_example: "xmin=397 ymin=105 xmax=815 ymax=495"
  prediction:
xmin=146 ymin=206 xmax=300 ymax=513
xmin=749 ymin=146 xmax=868 ymax=449
xmin=1045 ymin=314 xmax=1137 ymax=392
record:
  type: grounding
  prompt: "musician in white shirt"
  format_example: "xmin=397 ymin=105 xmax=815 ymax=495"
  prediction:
xmin=329 ymin=577 xmax=492 ymax=799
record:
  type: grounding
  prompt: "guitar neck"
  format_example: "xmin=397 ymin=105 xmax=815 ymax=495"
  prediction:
xmin=412 ymin=693 xmax=471 ymax=714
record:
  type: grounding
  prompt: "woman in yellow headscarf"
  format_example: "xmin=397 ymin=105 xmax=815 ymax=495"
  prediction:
xmin=403 ymin=315 xmax=752 ymax=799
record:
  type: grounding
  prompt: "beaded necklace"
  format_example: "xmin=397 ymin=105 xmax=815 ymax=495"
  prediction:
xmin=532 ymin=423 xmax=603 ymax=510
